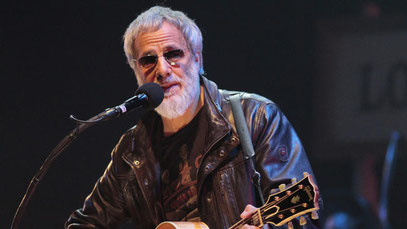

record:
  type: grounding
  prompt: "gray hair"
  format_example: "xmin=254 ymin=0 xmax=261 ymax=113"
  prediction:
xmin=123 ymin=6 xmax=204 ymax=75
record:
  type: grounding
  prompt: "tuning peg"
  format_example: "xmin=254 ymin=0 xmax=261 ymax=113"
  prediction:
xmin=311 ymin=211 xmax=319 ymax=220
xmin=303 ymin=172 xmax=309 ymax=177
xmin=287 ymin=221 xmax=294 ymax=229
xmin=299 ymin=216 xmax=307 ymax=225
xmin=291 ymin=178 xmax=297 ymax=184
xmin=279 ymin=183 xmax=286 ymax=191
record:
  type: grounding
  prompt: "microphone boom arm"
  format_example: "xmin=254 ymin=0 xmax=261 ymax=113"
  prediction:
xmin=11 ymin=111 xmax=107 ymax=229
xmin=11 ymin=83 xmax=162 ymax=228
xmin=69 ymin=93 xmax=148 ymax=124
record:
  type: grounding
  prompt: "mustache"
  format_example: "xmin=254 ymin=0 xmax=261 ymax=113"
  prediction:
xmin=156 ymin=76 xmax=181 ymax=86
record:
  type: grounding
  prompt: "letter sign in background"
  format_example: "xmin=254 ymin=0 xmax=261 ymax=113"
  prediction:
xmin=313 ymin=17 xmax=407 ymax=157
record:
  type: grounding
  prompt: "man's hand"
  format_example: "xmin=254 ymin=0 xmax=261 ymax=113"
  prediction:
xmin=240 ymin=204 xmax=260 ymax=229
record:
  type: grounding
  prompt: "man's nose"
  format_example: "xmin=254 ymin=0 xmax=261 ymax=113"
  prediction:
xmin=155 ymin=56 xmax=172 ymax=81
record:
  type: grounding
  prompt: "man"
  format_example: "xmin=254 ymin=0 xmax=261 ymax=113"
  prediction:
xmin=66 ymin=6 xmax=320 ymax=229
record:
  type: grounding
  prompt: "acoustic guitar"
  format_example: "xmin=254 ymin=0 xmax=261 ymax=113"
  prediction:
xmin=156 ymin=173 xmax=319 ymax=229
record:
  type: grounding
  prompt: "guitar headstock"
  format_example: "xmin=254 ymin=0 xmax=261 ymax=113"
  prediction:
xmin=260 ymin=172 xmax=320 ymax=227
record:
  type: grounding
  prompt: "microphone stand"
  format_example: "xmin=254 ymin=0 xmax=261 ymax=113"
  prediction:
xmin=11 ymin=110 xmax=112 ymax=229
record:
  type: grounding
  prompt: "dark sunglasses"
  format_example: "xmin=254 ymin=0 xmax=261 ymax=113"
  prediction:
xmin=135 ymin=49 xmax=186 ymax=69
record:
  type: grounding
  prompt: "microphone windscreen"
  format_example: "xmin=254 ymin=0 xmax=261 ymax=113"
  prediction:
xmin=135 ymin=83 xmax=164 ymax=110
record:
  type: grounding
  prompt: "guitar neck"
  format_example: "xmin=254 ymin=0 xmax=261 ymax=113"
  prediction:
xmin=229 ymin=174 xmax=319 ymax=228
xmin=229 ymin=209 xmax=264 ymax=229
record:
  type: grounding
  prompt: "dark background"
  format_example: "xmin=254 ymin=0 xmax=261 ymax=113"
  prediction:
xmin=1 ymin=0 xmax=406 ymax=228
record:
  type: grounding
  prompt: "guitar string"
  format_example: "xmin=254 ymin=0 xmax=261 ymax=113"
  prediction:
xmin=277 ymin=203 xmax=313 ymax=213
xmin=243 ymin=208 xmax=265 ymax=227
xmin=229 ymin=217 xmax=251 ymax=229
xmin=259 ymin=187 xmax=302 ymax=214
xmin=230 ymin=212 xmax=261 ymax=228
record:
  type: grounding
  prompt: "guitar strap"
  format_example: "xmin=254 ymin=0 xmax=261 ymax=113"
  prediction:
xmin=228 ymin=92 xmax=265 ymax=205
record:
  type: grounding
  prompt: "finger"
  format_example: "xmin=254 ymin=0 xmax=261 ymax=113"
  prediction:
xmin=240 ymin=204 xmax=258 ymax=219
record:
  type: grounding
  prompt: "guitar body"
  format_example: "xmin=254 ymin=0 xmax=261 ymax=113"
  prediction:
xmin=156 ymin=221 xmax=209 ymax=229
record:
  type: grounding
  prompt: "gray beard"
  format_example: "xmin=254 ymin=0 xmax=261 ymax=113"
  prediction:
xmin=154 ymin=65 xmax=200 ymax=119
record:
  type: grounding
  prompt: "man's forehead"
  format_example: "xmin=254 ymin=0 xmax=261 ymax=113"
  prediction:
xmin=134 ymin=22 xmax=187 ymax=55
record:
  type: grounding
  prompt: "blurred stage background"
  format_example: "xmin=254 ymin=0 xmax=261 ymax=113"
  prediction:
xmin=1 ymin=0 xmax=407 ymax=228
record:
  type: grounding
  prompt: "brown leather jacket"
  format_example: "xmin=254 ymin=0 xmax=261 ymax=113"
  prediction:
xmin=66 ymin=77 xmax=320 ymax=229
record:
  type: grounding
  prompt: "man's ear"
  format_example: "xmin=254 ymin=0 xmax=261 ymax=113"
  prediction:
xmin=194 ymin=51 xmax=201 ymax=63
xmin=194 ymin=51 xmax=203 ymax=74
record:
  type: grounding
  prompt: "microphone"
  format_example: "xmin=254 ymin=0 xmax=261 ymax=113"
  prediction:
xmin=70 ymin=83 xmax=163 ymax=123
xmin=103 ymin=83 xmax=164 ymax=120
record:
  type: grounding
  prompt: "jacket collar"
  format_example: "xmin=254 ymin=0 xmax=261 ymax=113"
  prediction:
xmin=200 ymin=76 xmax=232 ymax=153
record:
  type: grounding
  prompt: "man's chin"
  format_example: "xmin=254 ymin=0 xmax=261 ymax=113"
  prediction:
xmin=155 ymin=98 xmax=189 ymax=119
xmin=155 ymin=107 xmax=185 ymax=119
xmin=161 ymin=95 xmax=175 ymax=104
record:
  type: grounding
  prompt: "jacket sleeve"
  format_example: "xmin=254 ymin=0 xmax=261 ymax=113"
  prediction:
xmin=251 ymin=102 xmax=321 ymax=228
xmin=253 ymin=103 xmax=315 ymax=184
xmin=65 ymin=143 xmax=130 ymax=228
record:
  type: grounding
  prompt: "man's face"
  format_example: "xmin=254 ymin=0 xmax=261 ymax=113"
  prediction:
xmin=133 ymin=22 xmax=201 ymax=119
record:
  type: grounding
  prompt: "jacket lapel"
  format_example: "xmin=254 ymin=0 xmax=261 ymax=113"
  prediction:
xmin=122 ymin=113 xmax=165 ymax=225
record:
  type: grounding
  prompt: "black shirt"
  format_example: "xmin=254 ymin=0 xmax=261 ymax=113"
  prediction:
xmin=159 ymin=107 xmax=209 ymax=221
